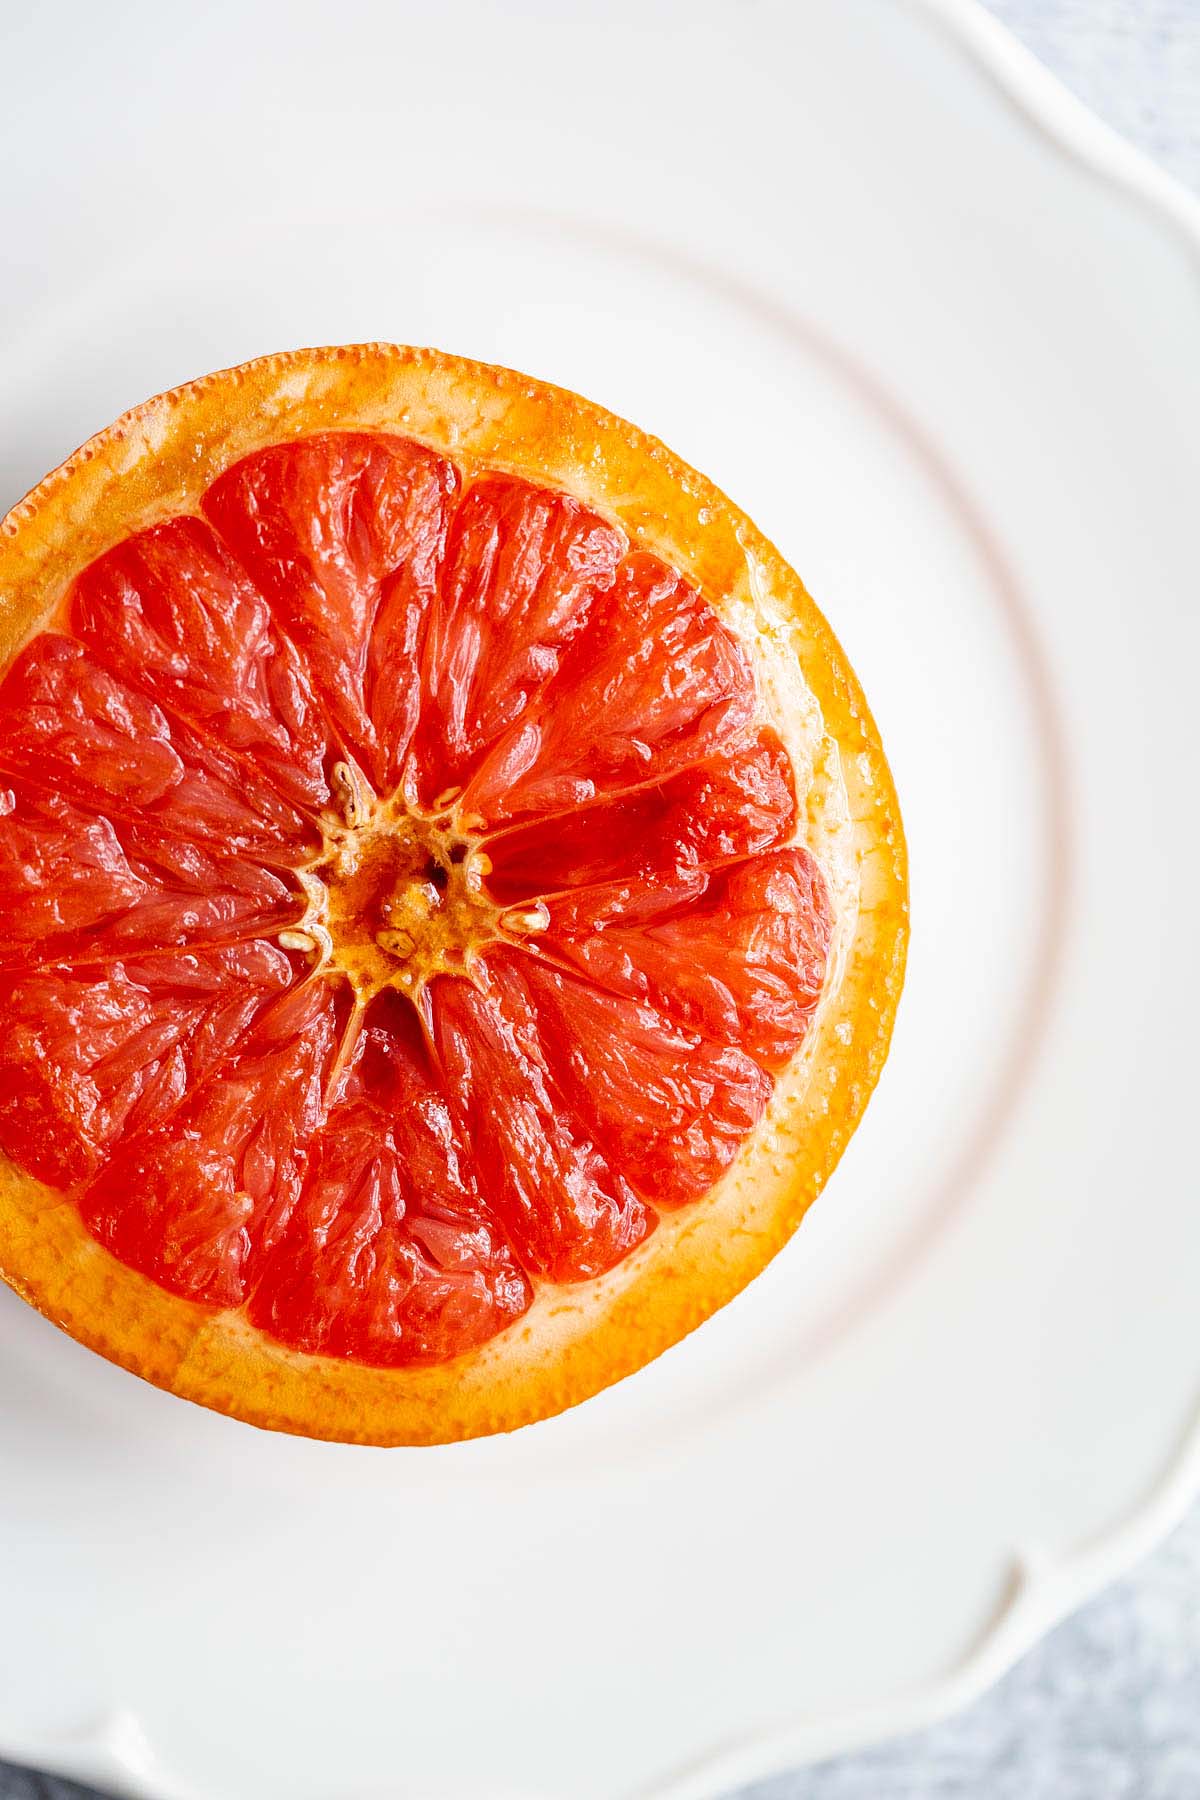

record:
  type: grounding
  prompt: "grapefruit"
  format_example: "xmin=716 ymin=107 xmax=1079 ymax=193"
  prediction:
xmin=0 ymin=345 xmax=906 ymax=1443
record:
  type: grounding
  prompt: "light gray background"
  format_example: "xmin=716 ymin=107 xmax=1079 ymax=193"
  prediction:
xmin=1 ymin=3 xmax=1198 ymax=1798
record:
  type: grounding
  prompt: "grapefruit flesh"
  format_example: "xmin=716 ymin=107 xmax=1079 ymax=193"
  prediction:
xmin=0 ymin=428 xmax=836 ymax=1371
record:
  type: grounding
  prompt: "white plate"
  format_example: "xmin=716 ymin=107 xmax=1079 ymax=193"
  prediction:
xmin=1 ymin=2 xmax=1198 ymax=1795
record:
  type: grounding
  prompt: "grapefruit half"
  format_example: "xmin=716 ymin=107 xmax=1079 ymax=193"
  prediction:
xmin=0 ymin=345 xmax=906 ymax=1443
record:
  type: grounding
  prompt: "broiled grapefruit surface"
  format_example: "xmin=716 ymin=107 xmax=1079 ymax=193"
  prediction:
xmin=0 ymin=345 xmax=906 ymax=1444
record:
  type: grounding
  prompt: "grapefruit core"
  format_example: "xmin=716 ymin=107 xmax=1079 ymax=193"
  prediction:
xmin=0 ymin=345 xmax=907 ymax=1444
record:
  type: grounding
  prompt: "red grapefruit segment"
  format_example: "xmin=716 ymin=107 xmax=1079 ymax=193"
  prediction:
xmin=0 ymin=942 xmax=295 ymax=1188
xmin=0 ymin=785 xmax=298 ymax=964
xmin=202 ymin=432 xmax=458 ymax=788
xmin=431 ymin=958 xmax=654 ymax=1282
xmin=0 ymin=634 xmax=185 ymax=807
xmin=484 ymin=728 xmax=797 ymax=904
xmin=0 ymin=786 xmax=148 ymax=953
xmin=517 ymin=953 xmax=772 ymax=1208
xmin=410 ymin=474 xmax=625 ymax=808
xmin=249 ymin=1003 xmax=530 ymax=1366
xmin=70 ymin=515 xmax=332 ymax=814
xmin=0 ymin=633 xmax=317 ymax=860
xmin=80 ymin=978 xmax=346 ymax=1308
xmin=541 ymin=847 xmax=834 ymax=1075
xmin=464 ymin=550 xmax=756 ymax=826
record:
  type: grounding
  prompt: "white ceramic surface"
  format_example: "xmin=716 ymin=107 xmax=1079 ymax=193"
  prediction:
xmin=0 ymin=2 xmax=1198 ymax=1796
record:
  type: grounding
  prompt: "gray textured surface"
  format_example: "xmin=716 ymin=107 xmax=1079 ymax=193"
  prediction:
xmin=2 ymin=4 xmax=1199 ymax=1799
xmin=987 ymin=0 xmax=1200 ymax=191
xmin=739 ymin=1515 xmax=1200 ymax=1799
